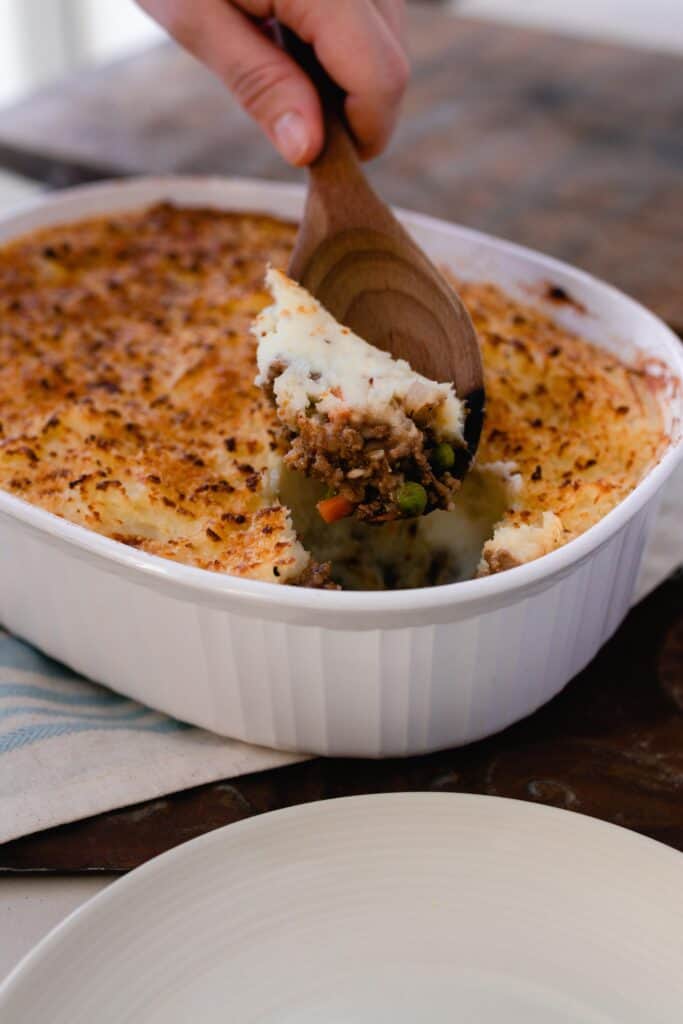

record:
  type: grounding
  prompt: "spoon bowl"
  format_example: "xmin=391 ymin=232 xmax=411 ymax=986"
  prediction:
xmin=268 ymin=21 xmax=485 ymax=468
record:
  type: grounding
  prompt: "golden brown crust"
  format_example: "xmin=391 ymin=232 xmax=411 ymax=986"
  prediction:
xmin=0 ymin=203 xmax=668 ymax=585
xmin=454 ymin=279 xmax=668 ymax=567
xmin=0 ymin=202 xmax=307 ymax=582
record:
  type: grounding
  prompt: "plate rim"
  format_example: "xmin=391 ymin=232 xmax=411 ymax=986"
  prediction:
xmin=2 ymin=791 xmax=682 ymax=1007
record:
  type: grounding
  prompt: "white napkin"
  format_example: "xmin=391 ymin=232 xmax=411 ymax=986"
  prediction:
xmin=632 ymin=461 xmax=683 ymax=603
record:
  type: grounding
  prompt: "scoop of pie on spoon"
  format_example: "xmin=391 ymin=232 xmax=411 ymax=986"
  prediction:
xmin=266 ymin=21 xmax=485 ymax=474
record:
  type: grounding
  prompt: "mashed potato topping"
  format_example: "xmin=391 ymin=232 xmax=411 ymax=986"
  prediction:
xmin=254 ymin=268 xmax=466 ymax=522
xmin=255 ymin=268 xmax=463 ymax=438
xmin=0 ymin=203 xmax=668 ymax=589
xmin=0 ymin=203 xmax=309 ymax=583
xmin=455 ymin=278 xmax=668 ymax=575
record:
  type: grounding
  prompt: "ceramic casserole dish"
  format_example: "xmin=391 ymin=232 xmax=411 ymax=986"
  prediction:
xmin=0 ymin=177 xmax=680 ymax=757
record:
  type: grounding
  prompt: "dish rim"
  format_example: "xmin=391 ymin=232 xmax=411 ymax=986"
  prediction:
xmin=0 ymin=174 xmax=680 ymax=618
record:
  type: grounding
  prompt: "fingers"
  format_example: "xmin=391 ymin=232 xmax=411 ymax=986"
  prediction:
xmin=236 ymin=0 xmax=410 ymax=159
xmin=137 ymin=0 xmax=410 ymax=163
xmin=136 ymin=0 xmax=324 ymax=164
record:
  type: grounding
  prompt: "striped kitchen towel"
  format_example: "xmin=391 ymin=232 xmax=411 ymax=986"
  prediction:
xmin=0 ymin=630 xmax=302 ymax=844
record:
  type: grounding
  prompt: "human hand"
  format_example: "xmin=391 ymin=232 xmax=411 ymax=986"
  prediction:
xmin=136 ymin=1 xmax=409 ymax=165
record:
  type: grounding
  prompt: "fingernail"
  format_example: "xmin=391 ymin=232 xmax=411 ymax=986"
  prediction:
xmin=273 ymin=111 xmax=309 ymax=164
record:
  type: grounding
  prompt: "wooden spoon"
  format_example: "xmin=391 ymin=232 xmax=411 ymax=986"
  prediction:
xmin=265 ymin=21 xmax=485 ymax=467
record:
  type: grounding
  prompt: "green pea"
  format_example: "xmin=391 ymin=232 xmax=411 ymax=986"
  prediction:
xmin=431 ymin=442 xmax=455 ymax=472
xmin=397 ymin=481 xmax=428 ymax=517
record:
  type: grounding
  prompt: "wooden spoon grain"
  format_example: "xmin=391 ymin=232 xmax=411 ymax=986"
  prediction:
xmin=266 ymin=22 xmax=485 ymax=465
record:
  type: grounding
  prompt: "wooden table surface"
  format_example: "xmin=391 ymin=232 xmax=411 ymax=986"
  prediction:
xmin=0 ymin=4 xmax=681 ymax=871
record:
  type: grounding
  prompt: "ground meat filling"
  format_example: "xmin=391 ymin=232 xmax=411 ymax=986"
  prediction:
xmin=281 ymin=407 xmax=460 ymax=522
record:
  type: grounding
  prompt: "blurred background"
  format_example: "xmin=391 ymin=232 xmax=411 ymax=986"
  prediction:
xmin=0 ymin=0 xmax=681 ymax=109
xmin=0 ymin=0 xmax=680 ymax=209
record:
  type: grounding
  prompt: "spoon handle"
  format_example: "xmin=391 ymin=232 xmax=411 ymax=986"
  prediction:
xmin=258 ymin=19 xmax=484 ymax=450
xmin=261 ymin=18 xmax=345 ymax=116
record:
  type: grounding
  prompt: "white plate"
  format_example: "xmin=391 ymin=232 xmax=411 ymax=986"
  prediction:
xmin=1 ymin=793 xmax=681 ymax=1022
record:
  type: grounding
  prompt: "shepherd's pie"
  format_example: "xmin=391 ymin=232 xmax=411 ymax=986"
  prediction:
xmin=0 ymin=203 xmax=667 ymax=589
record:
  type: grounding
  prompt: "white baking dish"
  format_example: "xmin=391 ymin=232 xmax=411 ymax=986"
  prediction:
xmin=0 ymin=177 xmax=680 ymax=757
